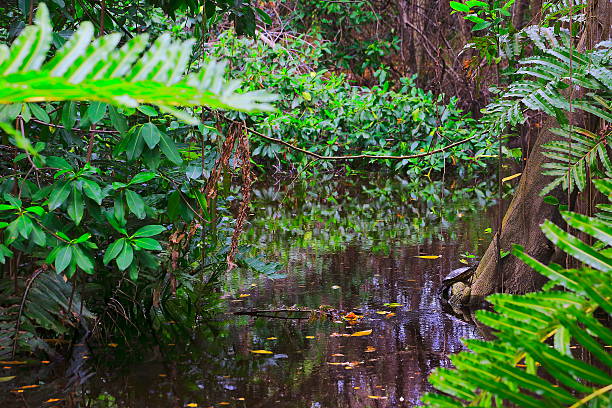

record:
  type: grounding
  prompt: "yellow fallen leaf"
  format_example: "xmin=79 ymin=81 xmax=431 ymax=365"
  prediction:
xmin=368 ymin=395 xmax=388 ymax=399
xmin=237 ymin=397 xmax=245 ymax=401
xmin=108 ymin=343 xmax=118 ymax=348
xmin=502 ymin=172 xmax=522 ymax=183
xmin=186 ymin=404 xmax=198 ymax=407
xmin=266 ymin=337 xmax=277 ymax=340
xmin=365 ymin=346 xmax=376 ymax=353
xmin=41 ymin=360 xmax=50 ymax=364
xmin=45 ymin=399 xmax=62 ymax=403
xmin=383 ymin=303 xmax=403 ymax=308
xmin=219 ymin=403 xmax=230 ymax=406
xmin=459 ymin=259 xmax=469 ymax=265
xmin=353 ymin=386 xmax=361 ymax=390
xmin=376 ymin=311 xmax=389 ymax=315
xmin=351 ymin=330 xmax=372 ymax=337
xmin=0 ymin=361 xmax=27 ymax=365
xmin=305 ymin=336 xmax=315 ymax=339
xmin=239 ymin=293 xmax=250 ymax=298
xmin=414 ymin=255 xmax=441 ymax=259
xmin=249 ymin=350 xmax=273 ymax=354
xmin=331 ymin=353 xmax=345 ymax=357
xmin=0 ymin=376 xmax=15 ymax=382
xmin=18 ymin=384 xmax=39 ymax=389
xmin=385 ymin=313 xmax=396 ymax=319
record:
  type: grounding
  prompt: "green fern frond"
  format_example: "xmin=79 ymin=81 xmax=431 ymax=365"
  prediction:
xmin=423 ymin=184 xmax=612 ymax=407
xmin=0 ymin=4 xmax=275 ymax=122
xmin=541 ymin=125 xmax=611 ymax=196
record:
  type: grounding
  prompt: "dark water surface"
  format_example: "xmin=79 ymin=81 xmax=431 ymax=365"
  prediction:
xmin=3 ymin=176 xmax=495 ymax=407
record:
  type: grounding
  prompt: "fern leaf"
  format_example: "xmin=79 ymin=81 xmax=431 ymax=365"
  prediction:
xmin=0 ymin=4 xmax=275 ymax=118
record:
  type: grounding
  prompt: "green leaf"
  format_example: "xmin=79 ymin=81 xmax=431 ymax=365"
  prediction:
xmin=73 ymin=245 xmax=94 ymax=274
xmin=140 ymin=123 xmax=161 ymax=149
xmin=541 ymin=220 xmax=612 ymax=272
xmin=133 ymin=237 xmax=162 ymax=250
xmin=47 ymin=181 xmax=71 ymax=210
xmin=86 ymin=101 xmax=107 ymax=124
xmin=61 ymin=101 xmax=76 ymax=129
xmin=132 ymin=224 xmax=165 ymax=238
xmin=81 ymin=179 xmax=104 ymax=204
xmin=129 ymin=171 xmax=156 ymax=185
xmin=25 ymin=205 xmax=45 ymax=216
xmin=126 ymin=125 xmax=145 ymax=161
xmin=103 ymin=238 xmax=125 ymax=265
xmin=159 ymin=132 xmax=182 ymax=164
xmin=108 ymin=105 xmax=127 ymax=133
xmin=561 ymin=211 xmax=612 ymax=246
xmin=450 ymin=1 xmax=471 ymax=12
xmin=30 ymin=225 xmax=46 ymax=246
xmin=116 ymin=242 xmax=133 ymax=271
xmin=66 ymin=184 xmax=84 ymax=225
xmin=47 ymin=156 xmax=73 ymax=170
xmin=136 ymin=105 xmax=157 ymax=116
xmin=28 ymin=103 xmax=50 ymax=122
xmin=16 ymin=215 xmax=33 ymax=239
xmin=125 ymin=189 xmax=146 ymax=219
xmin=55 ymin=246 xmax=72 ymax=274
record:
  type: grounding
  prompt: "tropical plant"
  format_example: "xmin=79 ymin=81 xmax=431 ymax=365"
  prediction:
xmin=0 ymin=3 xmax=278 ymax=359
xmin=423 ymin=178 xmax=612 ymax=407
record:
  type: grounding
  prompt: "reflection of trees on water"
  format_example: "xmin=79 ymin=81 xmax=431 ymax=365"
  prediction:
xmin=8 ymin=177 xmax=496 ymax=408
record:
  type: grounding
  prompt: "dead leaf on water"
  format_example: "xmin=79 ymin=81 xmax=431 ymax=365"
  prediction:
xmin=350 ymin=330 xmax=372 ymax=337
xmin=45 ymin=399 xmax=62 ymax=403
xmin=368 ymin=395 xmax=388 ymax=399
xmin=305 ymin=336 xmax=315 ymax=339
xmin=414 ymin=255 xmax=441 ymax=259
xmin=108 ymin=343 xmax=118 ymax=348
xmin=375 ymin=311 xmax=389 ymax=315
xmin=0 ymin=376 xmax=15 ymax=382
xmin=266 ymin=337 xmax=277 ymax=340
xmin=18 ymin=384 xmax=39 ymax=389
xmin=249 ymin=350 xmax=273 ymax=354
xmin=0 ymin=361 xmax=27 ymax=365
xmin=353 ymin=386 xmax=361 ymax=390
xmin=239 ymin=293 xmax=250 ymax=298
xmin=459 ymin=259 xmax=469 ymax=265
xmin=383 ymin=303 xmax=403 ymax=308
xmin=331 ymin=353 xmax=345 ymax=357
xmin=186 ymin=404 xmax=198 ymax=407
xmin=385 ymin=313 xmax=396 ymax=319
xmin=365 ymin=346 xmax=376 ymax=353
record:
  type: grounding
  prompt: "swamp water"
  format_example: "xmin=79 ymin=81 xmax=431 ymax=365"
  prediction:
xmin=3 ymin=176 xmax=496 ymax=407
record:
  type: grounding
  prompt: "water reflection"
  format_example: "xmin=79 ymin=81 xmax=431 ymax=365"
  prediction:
xmin=2 ymin=176 xmax=495 ymax=407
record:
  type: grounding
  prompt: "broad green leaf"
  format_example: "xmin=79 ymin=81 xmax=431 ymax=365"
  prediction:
xmin=449 ymin=1 xmax=470 ymax=12
xmin=55 ymin=246 xmax=72 ymax=274
xmin=108 ymin=105 xmax=128 ymax=134
xmin=103 ymin=238 xmax=125 ymax=265
xmin=47 ymin=156 xmax=72 ymax=170
xmin=116 ymin=243 xmax=133 ymax=271
xmin=132 ymin=224 xmax=165 ymax=237
xmin=126 ymin=126 xmax=145 ymax=161
xmin=133 ymin=237 xmax=162 ymax=250
xmin=159 ymin=132 xmax=182 ymax=164
xmin=139 ymin=122 xmax=160 ymax=149
xmin=129 ymin=171 xmax=156 ymax=185
xmin=25 ymin=206 xmax=45 ymax=216
xmin=28 ymin=103 xmax=50 ymax=122
xmin=73 ymin=246 xmax=94 ymax=274
xmin=125 ymin=189 xmax=145 ymax=219
xmin=86 ymin=101 xmax=107 ymax=124
xmin=137 ymin=105 xmax=157 ymax=116
xmin=48 ymin=181 xmax=71 ymax=210
xmin=81 ymin=179 xmax=104 ymax=204
xmin=67 ymin=184 xmax=84 ymax=225
xmin=16 ymin=215 xmax=33 ymax=239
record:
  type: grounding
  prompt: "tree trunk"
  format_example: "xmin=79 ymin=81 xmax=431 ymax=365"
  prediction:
xmin=455 ymin=0 xmax=610 ymax=307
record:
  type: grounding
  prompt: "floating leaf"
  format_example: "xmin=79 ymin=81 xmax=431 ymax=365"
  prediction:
xmin=266 ymin=337 xmax=277 ymax=340
xmin=0 ymin=376 xmax=15 ymax=382
xmin=383 ymin=303 xmax=403 ymax=308
xmin=351 ymin=330 xmax=373 ymax=337
xmin=305 ymin=336 xmax=315 ymax=339
xmin=385 ymin=313 xmax=396 ymax=318
xmin=368 ymin=395 xmax=388 ymax=399
xmin=238 ymin=293 xmax=250 ymax=298
xmin=414 ymin=255 xmax=441 ymax=259
xmin=365 ymin=346 xmax=376 ymax=352
xmin=249 ymin=350 xmax=273 ymax=354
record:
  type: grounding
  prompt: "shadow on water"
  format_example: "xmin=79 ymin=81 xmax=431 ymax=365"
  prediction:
xmin=2 ymin=174 xmax=498 ymax=407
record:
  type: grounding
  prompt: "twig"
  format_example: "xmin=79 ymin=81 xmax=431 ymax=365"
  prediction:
xmin=12 ymin=267 xmax=46 ymax=358
xmin=246 ymin=126 xmax=477 ymax=161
